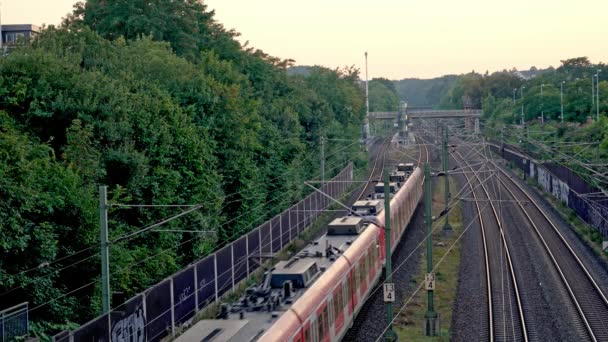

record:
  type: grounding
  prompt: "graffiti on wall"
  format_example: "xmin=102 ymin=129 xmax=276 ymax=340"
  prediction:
xmin=111 ymin=306 xmax=145 ymax=342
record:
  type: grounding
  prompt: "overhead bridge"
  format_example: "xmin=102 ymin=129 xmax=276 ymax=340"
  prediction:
xmin=369 ymin=109 xmax=482 ymax=120
xmin=368 ymin=108 xmax=482 ymax=134
xmin=408 ymin=109 xmax=482 ymax=118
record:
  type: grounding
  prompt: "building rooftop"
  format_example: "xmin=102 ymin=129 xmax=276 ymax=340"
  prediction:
xmin=1 ymin=24 xmax=41 ymax=32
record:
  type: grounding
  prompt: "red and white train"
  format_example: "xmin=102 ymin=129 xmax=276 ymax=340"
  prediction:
xmin=177 ymin=163 xmax=423 ymax=342
xmin=259 ymin=165 xmax=423 ymax=342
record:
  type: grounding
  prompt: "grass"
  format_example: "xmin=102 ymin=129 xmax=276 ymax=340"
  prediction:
xmin=394 ymin=176 xmax=463 ymax=341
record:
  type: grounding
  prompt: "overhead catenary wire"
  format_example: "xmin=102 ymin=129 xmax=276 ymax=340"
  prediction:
xmin=20 ymin=157 xmax=352 ymax=314
xmin=9 ymin=142 xmax=357 ymax=280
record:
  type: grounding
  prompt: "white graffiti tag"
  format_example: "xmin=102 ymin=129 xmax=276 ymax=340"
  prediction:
xmin=111 ymin=307 xmax=145 ymax=342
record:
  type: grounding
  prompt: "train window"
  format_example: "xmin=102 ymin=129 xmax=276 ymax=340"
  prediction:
xmin=367 ymin=252 xmax=372 ymax=278
xmin=359 ymin=256 xmax=366 ymax=286
xmin=354 ymin=265 xmax=360 ymax=290
xmin=374 ymin=242 xmax=378 ymax=264
xmin=328 ymin=299 xmax=333 ymax=326
xmin=333 ymin=285 xmax=343 ymax=322
xmin=349 ymin=272 xmax=355 ymax=302
xmin=304 ymin=325 xmax=312 ymax=342
xmin=369 ymin=247 xmax=374 ymax=271
xmin=341 ymin=282 xmax=347 ymax=315
xmin=318 ymin=305 xmax=329 ymax=340
xmin=333 ymin=290 xmax=339 ymax=322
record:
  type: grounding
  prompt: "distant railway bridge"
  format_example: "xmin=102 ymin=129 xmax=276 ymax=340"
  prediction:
xmin=369 ymin=108 xmax=482 ymax=133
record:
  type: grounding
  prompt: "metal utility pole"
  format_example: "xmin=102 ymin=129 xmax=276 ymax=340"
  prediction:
xmin=363 ymin=52 xmax=370 ymax=142
xmin=540 ymin=84 xmax=545 ymax=126
xmin=592 ymin=75 xmax=595 ymax=107
xmin=520 ymin=86 xmax=526 ymax=125
xmin=99 ymin=186 xmax=110 ymax=314
xmin=501 ymin=127 xmax=505 ymax=158
xmin=596 ymin=70 xmax=601 ymax=121
xmin=383 ymin=171 xmax=396 ymax=342
xmin=442 ymin=125 xmax=451 ymax=233
xmin=320 ymin=136 xmax=325 ymax=208
xmin=561 ymin=81 xmax=565 ymax=123
xmin=423 ymin=163 xmax=438 ymax=336
xmin=0 ymin=2 xmax=3 ymax=51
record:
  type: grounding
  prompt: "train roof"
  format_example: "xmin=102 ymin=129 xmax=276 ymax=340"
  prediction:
xmin=204 ymin=167 xmax=418 ymax=341
xmin=352 ymin=199 xmax=382 ymax=207
xmin=274 ymin=258 xmax=317 ymax=275
xmin=328 ymin=216 xmax=363 ymax=226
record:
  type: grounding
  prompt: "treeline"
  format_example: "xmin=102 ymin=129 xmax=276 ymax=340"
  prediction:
xmin=0 ymin=0 xmax=365 ymax=335
xmin=393 ymin=76 xmax=458 ymax=108
xmin=369 ymin=78 xmax=400 ymax=112
xmin=437 ymin=57 xmax=608 ymax=124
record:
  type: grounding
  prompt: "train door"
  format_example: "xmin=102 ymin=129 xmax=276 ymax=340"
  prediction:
xmin=368 ymin=245 xmax=376 ymax=280
xmin=292 ymin=328 xmax=303 ymax=342
xmin=311 ymin=317 xmax=318 ymax=342
xmin=301 ymin=320 xmax=312 ymax=342
xmin=359 ymin=254 xmax=368 ymax=297
xmin=332 ymin=281 xmax=345 ymax=335
xmin=348 ymin=268 xmax=357 ymax=314
xmin=316 ymin=301 xmax=330 ymax=342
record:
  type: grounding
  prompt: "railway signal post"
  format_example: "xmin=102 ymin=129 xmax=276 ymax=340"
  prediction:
xmin=442 ymin=125 xmax=452 ymax=234
xmin=383 ymin=171 xmax=397 ymax=341
xmin=424 ymin=163 xmax=440 ymax=336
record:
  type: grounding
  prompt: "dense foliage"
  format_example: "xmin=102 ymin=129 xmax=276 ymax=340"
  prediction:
xmin=436 ymin=57 xmax=607 ymax=124
xmin=434 ymin=57 xmax=608 ymax=189
xmin=0 ymin=0 xmax=365 ymax=335
xmin=368 ymin=78 xmax=400 ymax=112
xmin=393 ymin=76 xmax=458 ymax=108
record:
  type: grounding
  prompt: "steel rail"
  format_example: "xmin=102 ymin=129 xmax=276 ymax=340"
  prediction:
xmin=452 ymin=147 xmax=529 ymax=342
xmin=357 ymin=136 xmax=391 ymax=201
xmin=486 ymin=157 xmax=608 ymax=342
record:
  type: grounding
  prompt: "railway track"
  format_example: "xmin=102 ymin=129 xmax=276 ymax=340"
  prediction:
xmin=451 ymin=146 xmax=529 ymax=342
xmin=356 ymin=137 xmax=390 ymax=201
xmin=344 ymin=132 xmax=428 ymax=341
xmin=474 ymin=150 xmax=608 ymax=342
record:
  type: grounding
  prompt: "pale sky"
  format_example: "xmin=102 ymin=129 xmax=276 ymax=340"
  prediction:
xmin=3 ymin=0 xmax=608 ymax=79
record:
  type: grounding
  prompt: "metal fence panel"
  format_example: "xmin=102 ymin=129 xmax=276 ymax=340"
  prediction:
xmin=110 ymin=294 xmax=145 ymax=342
xmin=271 ymin=215 xmax=282 ymax=253
xmin=0 ymin=302 xmax=28 ymax=342
xmin=216 ymin=246 xmax=233 ymax=297
xmin=59 ymin=164 xmax=356 ymax=341
xmin=172 ymin=267 xmax=195 ymax=326
xmin=247 ymin=228 xmax=260 ymax=274
xmin=145 ymin=280 xmax=172 ymax=342
xmin=195 ymin=255 xmax=215 ymax=310
xmin=72 ymin=315 xmax=108 ymax=342
xmin=304 ymin=195 xmax=311 ymax=227
xmin=260 ymin=222 xmax=271 ymax=255
xmin=497 ymin=145 xmax=608 ymax=237
xmin=52 ymin=330 xmax=70 ymax=342
xmin=278 ymin=212 xmax=289 ymax=247
xmin=289 ymin=206 xmax=298 ymax=240
xmin=232 ymin=236 xmax=247 ymax=285
xmin=294 ymin=201 xmax=303 ymax=234
xmin=312 ymin=191 xmax=322 ymax=219
xmin=321 ymin=182 xmax=329 ymax=210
